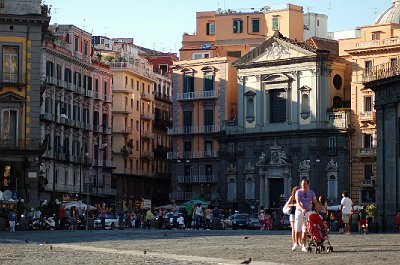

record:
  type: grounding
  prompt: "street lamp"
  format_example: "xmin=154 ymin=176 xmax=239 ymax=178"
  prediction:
xmin=52 ymin=100 xmax=68 ymax=201
xmin=79 ymin=145 xmax=89 ymax=196
xmin=95 ymin=124 xmax=107 ymax=206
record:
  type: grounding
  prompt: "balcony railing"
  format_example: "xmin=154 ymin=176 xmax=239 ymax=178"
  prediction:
xmin=167 ymin=151 xmax=217 ymax=160
xmin=326 ymin=110 xmax=350 ymax=129
xmin=154 ymin=92 xmax=172 ymax=102
xmin=176 ymin=90 xmax=219 ymax=101
xmin=102 ymin=127 xmax=112 ymax=134
xmin=110 ymin=62 xmax=157 ymax=81
xmin=112 ymin=106 xmax=132 ymax=114
xmin=361 ymin=179 xmax=375 ymax=188
xmin=141 ymin=151 xmax=154 ymax=159
xmin=177 ymin=175 xmax=217 ymax=184
xmin=104 ymin=94 xmax=112 ymax=102
xmin=85 ymin=90 xmax=93 ymax=97
xmin=167 ymin=125 xmax=220 ymax=135
xmin=363 ymin=61 xmax=400 ymax=83
xmin=46 ymin=76 xmax=55 ymax=85
xmin=40 ymin=113 xmax=55 ymax=122
xmin=358 ymin=147 xmax=377 ymax=157
xmin=82 ymin=123 xmax=93 ymax=131
xmin=0 ymin=138 xmax=43 ymax=151
xmin=221 ymin=120 xmax=242 ymax=134
xmin=141 ymin=91 xmax=153 ymax=101
xmin=359 ymin=111 xmax=375 ymax=122
xmin=142 ymin=131 xmax=154 ymax=139
xmin=93 ymin=91 xmax=103 ymax=100
xmin=141 ymin=112 xmax=153 ymax=120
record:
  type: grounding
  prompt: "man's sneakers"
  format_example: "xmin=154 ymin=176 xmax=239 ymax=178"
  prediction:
xmin=301 ymin=245 xmax=308 ymax=252
xmin=291 ymin=243 xmax=298 ymax=251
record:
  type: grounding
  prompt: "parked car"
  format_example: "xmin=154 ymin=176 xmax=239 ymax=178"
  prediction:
xmin=231 ymin=213 xmax=250 ymax=230
xmin=247 ymin=213 xmax=261 ymax=230
xmin=94 ymin=214 xmax=119 ymax=230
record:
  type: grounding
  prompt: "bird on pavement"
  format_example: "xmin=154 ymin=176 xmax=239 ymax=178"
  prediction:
xmin=49 ymin=245 xmax=53 ymax=251
xmin=144 ymin=250 xmax=147 ymax=254
xmin=24 ymin=239 xmax=28 ymax=244
xmin=241 ymin=258 xmax=252 ymax=264
xmin=243 ymin=236 xmax=250 ymax=239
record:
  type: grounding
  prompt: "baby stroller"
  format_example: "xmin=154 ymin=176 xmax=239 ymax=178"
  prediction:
xmin=306 ymin=213 xmax=333 ymax=253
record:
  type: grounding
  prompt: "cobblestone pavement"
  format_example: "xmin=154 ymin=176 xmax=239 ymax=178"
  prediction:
xmin=0 ymin=229 xmax=399 ymax=265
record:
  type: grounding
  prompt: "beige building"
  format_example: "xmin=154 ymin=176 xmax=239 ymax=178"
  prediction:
xmin=339 ymin=0 xmax=400 ymax=204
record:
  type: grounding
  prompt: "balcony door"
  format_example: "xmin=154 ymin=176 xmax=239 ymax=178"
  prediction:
xmin=1 ymin=110 xmax=18 ymax=146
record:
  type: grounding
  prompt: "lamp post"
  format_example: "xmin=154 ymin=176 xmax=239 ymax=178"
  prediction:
xmin=95 ymin=122 xmax=107 ymax=206
xmin=52 ymin=100 xmax=68 ymax=201
xmin=79 ymin=146 xmax=88 ymax=196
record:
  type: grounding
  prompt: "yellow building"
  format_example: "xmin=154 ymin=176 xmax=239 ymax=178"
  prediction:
xmin=0 ymin=1 xmax=49 ymax=205
xmin=339 ymin=0 xmax=400 ymax=204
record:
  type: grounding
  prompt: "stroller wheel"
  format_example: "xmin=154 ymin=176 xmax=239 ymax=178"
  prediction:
xmin=315 ymin=247 xmax=320 ymax=254
xmin=321 ymin=245 xmax=325 ymax=252
xmin=307 ymin=246 xmax=312 ymax=253
xmin=327 ymin=246 xmax=333 ymax=252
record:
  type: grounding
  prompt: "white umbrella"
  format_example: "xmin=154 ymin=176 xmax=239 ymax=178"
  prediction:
xmin=65 ymin=201 xmax=96 ymax=210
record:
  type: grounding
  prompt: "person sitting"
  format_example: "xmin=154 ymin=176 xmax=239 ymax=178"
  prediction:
xmin=395 ymin=212 xmax=400 ymax=233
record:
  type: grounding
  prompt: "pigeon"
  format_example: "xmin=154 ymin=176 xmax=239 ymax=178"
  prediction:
xmin=241 ymin=258 xmax=252 ymax=264
xmin=45 ymin=241 xmax=50 ymax=244
xmin=243 ymin=236 xmax=250 ymax=239
xmin=49 ymin=245 xmax=53 ymax=251
xmin=25 ymin=239 xmax=28 ymax=244
xmin=144 ymin=250 xmax=147 ymax=254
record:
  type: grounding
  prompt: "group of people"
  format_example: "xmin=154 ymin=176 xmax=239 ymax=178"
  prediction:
xmin=284 ymin=178 xmax=360 ymax=252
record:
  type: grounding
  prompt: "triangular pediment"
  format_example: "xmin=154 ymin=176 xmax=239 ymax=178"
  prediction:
xmin=234 ymin=35 xmax=318 ymax=67
xmin=0 ymin=92 xmax=25 ymax=102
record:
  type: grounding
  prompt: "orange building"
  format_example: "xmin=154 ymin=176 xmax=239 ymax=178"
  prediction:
xmin=339 ymin=0 xmax=400 ymax=205
xmin=169 ymin=4 xmax=310 ymax=203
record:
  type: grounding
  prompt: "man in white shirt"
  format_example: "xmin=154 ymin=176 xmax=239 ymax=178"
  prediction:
xmin=340 ymin=191 xmax=354 ymax=234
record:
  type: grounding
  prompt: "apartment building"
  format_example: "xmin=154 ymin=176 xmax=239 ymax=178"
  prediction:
xmin=168 ymin=4 xmax=325 ymax=204
xmin=40 ymin=25 xmax=115 ymax=206
xmin=0 ymin=0 xmax=49 ymax=205
xmin=338 ymin=0 xmax=400 ymax=205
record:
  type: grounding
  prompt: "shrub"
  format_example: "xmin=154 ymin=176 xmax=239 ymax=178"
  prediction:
xmin=366 ymin=204 xmax=377 ymax=220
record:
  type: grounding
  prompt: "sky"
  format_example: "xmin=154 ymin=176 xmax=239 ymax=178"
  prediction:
xmin=43 ymin=0 xmax=390 ymax=53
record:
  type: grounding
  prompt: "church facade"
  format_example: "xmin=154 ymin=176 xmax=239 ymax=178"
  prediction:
xmin=218 ymin=33 xmax=351 ymax=211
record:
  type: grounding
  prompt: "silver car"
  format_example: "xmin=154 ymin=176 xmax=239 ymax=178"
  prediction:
xmin=94 ymin=214 xmax=119 ymax=230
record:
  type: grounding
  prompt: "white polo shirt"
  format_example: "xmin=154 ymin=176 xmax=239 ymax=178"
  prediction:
xmin=341 ymin=197 xmax=353 ymax=214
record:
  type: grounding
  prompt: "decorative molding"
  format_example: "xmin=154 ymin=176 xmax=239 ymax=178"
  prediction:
xmin=298 ymin=160 xmax=310 ymax=173
xmin=325 ymin=159 xmax=338 ymax=172
xmin=244 ymin=162 xmax=255 ymax=174
xmin=226 ymin=163 xmax=237 ymax=174
xmin=255 ymin=75 xmax=261 ymax=82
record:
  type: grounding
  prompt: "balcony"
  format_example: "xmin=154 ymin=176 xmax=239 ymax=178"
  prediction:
xmin=363 ymin=61 xmax=400 ymax=83
xmin=0 ymin=138 xmax=43 ymax=152
xmin=142 ymin=131 xmax=154 ymax=139
xmin=176 ymin=90 xmax=219 ymax=101
xmin=154 ymin=92 xmax=172 ymax=102
xmin=103 ymin=160 xmax=116 ymax=168
xmin=64 ymin=82 xmax=74 ymax=92
xmin=112 ymin=106 xmax=132 ymax=114
xmin=82 ymin=123 xmax=92 ymax=131
xmin=167 ymin=125 xmax=220 ymax=135
xmin=85 ymin=89 xmax=93 ymax=98
xmin=167 ymin=151 xmax=217 ymax=160
xmin=361 ymin=179 xmax=375 ymax=188
xmin=93 ymin=91 xmax=103 ymax=100
xmin=113 ymin=127 xmax=132 ymax=134
xmin=112 ymin=86 xmax=131 ymax=94
xmin=55 ymin=152 xmax=66 ymax=161
xmin=141 ymin=112 xmax=153 ymax=120
xmin=359 ymin=111 xmax=375 ymax=122
xmin=75 ymin=86 xmax=85 ymax=95
xmin=46 ymin=76 xmax=55 ymax=85
xmin=177 ymin=175 xmax=217 ymax=184
xmin=141 ymin=91 xmax=153 ymax=101
xmin=73 ymin=50 xmax=82 ymax=60
xmin=169 ymin=192 xmax=185 ymax=200
xmin=326 ymin=110 xmax=350 ymax=129
xmin=110 ymin=62 xmax=157 ymax=81
xmin=104 ymin=94 xmax=112 ymax=102
xmin=102 ymin=127 xmax=112 ymax=134
xmin=40 ymin=113 xmax=55 ymax=122
xmin=358 ymin=147 xmax=376 ymax=157
xmin=221 ymin=120 xmax=242 ymax=135
xmin=141 ymin=151 xmax=154 ymax=159
xmin=93 ymin=125 xmax=103 ymax=133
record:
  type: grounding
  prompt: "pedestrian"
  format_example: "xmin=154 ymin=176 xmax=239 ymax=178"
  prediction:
xmin=293 ymin=178 xmax=319 ymax=252
xmin=265 ymin=213 xmax=271 ymax=230
xmin=318 ymin=195 xmax=328 ymax=229
xmin=158 ymin=208 xmax=163 ymax=229
xmin=185 ymin=203 xmax=194 ymax=229
xmin=172 ymin=203 xmax=179 ymax=229
xmin=395 ymin=212 xmax=400 ymax=233
xmin=205 ymin=208 xmax=212 ymax=229
xmin=285 ymin=186 xmax=299 ymax=247
xmin=8 ymin=208 xmax=16 ymax=232
xmin=194 ymin=203 xmax=203 ymax=230
xmin=359 ymin=205 xmax=368 ymax=234
xmin=69 ymin=207 xmax=77 ymax=230
xmin=145 ymin=208 xmax=154 ymax=229
xmin=177 ymin=215 xmax=185 ymax=230
xmin=258 ymin=209 xmax=266 ymax=231
xmin=58 ymin=203 xmax=66 ymax=230
xmin=118 ymin=210 xmax=125 ymax=229
xmin=338 ymin=210 xmax=344 ymax=234
xmin=100 ymin=206 xmax=107 ymax=230
xmin=340 ymin=191 xmax=354 ymax=235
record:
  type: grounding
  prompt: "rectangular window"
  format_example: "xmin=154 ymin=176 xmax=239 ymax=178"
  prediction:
xmin=361 ymin=189 xmax=375 ymax=203
xmin=159 ymin=64 xmax=168 ymax=74
xmin=270 ymin=89 xmax=287 ymax=123
xmin=364 ymin=164 xmax=373 ymax=180
xmin=204 ymin=109 xmax=214 ymax=126
xmin=206 ymin=22 xmax=215 ymax=35
xmin=183 ymin=75 xmax=194 ymax=93
xmin=74 ymin=36 xmax=79 ymax=52
xmin=46 ymin=61 xmax=54 ymax=77
xmin=233 ymin=19 xmax=243 ymax=33
xmin=192 ymin=52 xmax=210 ymax=59
xmin=252 ymin=19 xmax=260 ymax=32
xmin=2 ymin=46 xmax=18 ymax=83
xmin=317 ymin=20 xmax=320 ymax=27
xmin=272 ymin=16 xmax=279 ymax=30
xmin=363 ymin=133 xmax=373 ymax=148
xmin=364 ymin=96 xmax=372 ymax=112
xmin=391 ymin=58 xmax=398 ymax=69
xmin=1 ymin=110 xmax=18 ymax=143
xmin=205 ymin=164 xmax=212 ymax=176
xmin=183 ymin=111 xmax=192 ymax=133
xmin=371 ymin=32 xmax=380 ymax=41
xmin=56 ymin=64 xmax=62 ymax=80
xmin=84 ymin=41 xmax=88 ymax=55
xmin=95 ymin=78 xmax=99 ymax=92
xmin=328 ymin=136 xmax=336 ymax=148
xmin=205 ymin=141 xmax=213 ymax=157
xmin=227 ymin=51 xmax=242 ymax=58
xmin=365 ymin=60 xmax=373 ymax=71
xmin=204 ymin=73 xmax=214 ymax=91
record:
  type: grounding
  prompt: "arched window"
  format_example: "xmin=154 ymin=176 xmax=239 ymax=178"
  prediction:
xmin=327 ymin=175 xmax=337 ymax=200
xmin=245 ymin=177 xmax=255 ymax=199
xmin=244 ymin=90 xmax=256 ymax=123
xmin=227 ymin=178 xmax=237 ymax=202
xmin=333 ymin=96 xmax=343 ymax=108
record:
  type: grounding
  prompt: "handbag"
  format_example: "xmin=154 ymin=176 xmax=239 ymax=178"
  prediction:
xmin=282 ymin=201 xmax=292 ymax=215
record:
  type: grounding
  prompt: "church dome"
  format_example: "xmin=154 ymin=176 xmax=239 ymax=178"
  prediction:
xmin=375 ymin=0 xmax=400 ymax=24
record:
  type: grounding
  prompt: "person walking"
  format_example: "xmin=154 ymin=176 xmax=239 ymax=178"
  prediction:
xmin=395 ymin=212 xmax=400 ymax=233
xmin=185 ymin=203 xmax=194 ymax=229
xmin=100 ymin=206 xmax=107 ymax=230
xmin=145 ymin=208 xmax=154 ymax=229
xmin=359 ymin=205 xmax=368 ymax=234
xmin=58 ymin=204 xmax=67 ymax=230
xmin=8 ymin=208 xmax=16 ymax=232
xmin=285 ymin=186 xmax=299 ymax=248
xmin=293 ymin=178 xmax=319 ymax=252
xmin=340 ymin=191 xmax=354 ymax=235
xmin=194 ymin=203 xmax=203 ymax=230
xmin=318 ymin=195 xmax=328 ymax=230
